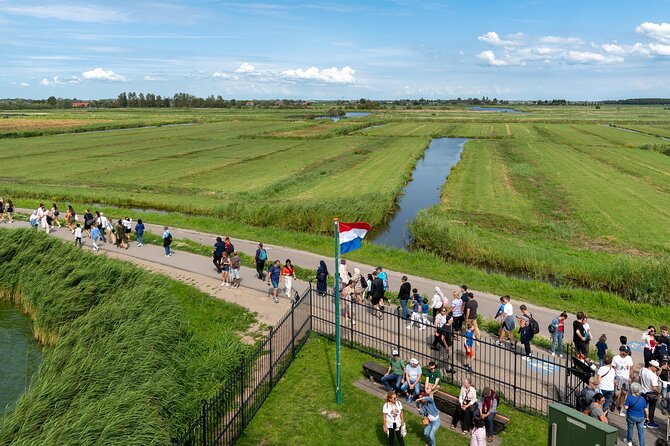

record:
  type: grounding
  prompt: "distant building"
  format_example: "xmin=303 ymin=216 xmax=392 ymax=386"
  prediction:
xmin=72 ymin=102 xmax=90 ymax=108
xmin=245 ymin=101 xmax=254 ymax=107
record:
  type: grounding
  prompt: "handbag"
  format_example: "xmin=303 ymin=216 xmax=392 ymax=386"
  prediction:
xmin=422 ymin=416 xmax=429 ymax=426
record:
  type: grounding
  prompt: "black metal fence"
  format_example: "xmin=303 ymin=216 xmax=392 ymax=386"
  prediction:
xmin=175 ymin=283 xmax=585 ymax=445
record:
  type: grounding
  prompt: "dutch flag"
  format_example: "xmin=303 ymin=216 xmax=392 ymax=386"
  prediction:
xmin=339 ymin=222 xmax=371 ymax=255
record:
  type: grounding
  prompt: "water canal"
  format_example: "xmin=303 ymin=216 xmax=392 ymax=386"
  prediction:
xmin=0 ymin=300 xmax=41 ymax=416
xmin=370 ymin=138 xmax=468 ymax=249
xmin=468 ymin=106 xmax=525 ymax=114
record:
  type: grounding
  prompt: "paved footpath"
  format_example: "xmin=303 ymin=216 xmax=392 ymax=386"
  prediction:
xmin=11 ymin=210 xmax=649 ymax=366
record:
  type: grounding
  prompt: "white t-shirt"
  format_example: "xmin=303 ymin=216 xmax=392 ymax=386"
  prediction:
xmin=383 ymin=401 xmax=403 ymax=429
xmin=502 ymin=303 xmax=513 ymax=317
xmin=597 ymin=365 xmax=615 ymax=391
xmin=612 ymin=355 xmax=633 ymax=380
xmin=451 ymin=299 xmax=463 ymax=317
xmin=74 ymin=227 xmax=82 ymax=238
xmin=431 ymin=293 xmax=443 ymax=309
xmin=640 ymin=367 xmax=659 ymax=394
xmin=434 ymin=313 xmax=447 ymax=328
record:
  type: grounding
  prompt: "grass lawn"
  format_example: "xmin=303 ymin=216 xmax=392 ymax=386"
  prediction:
xmin=236 ymin=334 xmax=546 ymax=446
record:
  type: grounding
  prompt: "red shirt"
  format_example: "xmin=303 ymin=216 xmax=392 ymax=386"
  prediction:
xmin=558 ymin=320 xmax=564 ymax=334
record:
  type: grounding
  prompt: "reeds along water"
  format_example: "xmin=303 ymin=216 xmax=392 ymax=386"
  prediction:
xmin=0 ymin=228 xmax=252 ymax=445
xmin=410 ymin=211 xmax=670 ymax=305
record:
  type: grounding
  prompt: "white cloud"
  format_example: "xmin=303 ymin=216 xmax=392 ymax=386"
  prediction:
xmin=0 ymin=5 xmax=128 ymax=23
xmin=601 ymin=43 xmax=627 ymax=55
xmin=540 ymin=35 xmax=584 ymax=45
xmin=19 ymin=82 xmax=29 ymax=87
xmin=566 ymin=51 xmax=623 ymax=64
xmin=82 ymin=68 xmax=126 ymax=82
xmin=636 ymin=22 xmax=670 ymax=43
xmin=235 ymin=62 xmax=255 ymax=73
xmin=649 ymin=43 xmax=670 ymax=56
xmin=477 ymin=50 xmax=508 ymax=66
xmin=39 ymin=76 xmax=81 ymax=86
xmin=281 ymin=66 xmax=356 ymax=84
xmin=212 ymin=72 xmax=231 ymax=79
xmin=477 ymin=31 xmax=525 ymax=47
xmin=144 ymin=75 xmax=166 ymax=81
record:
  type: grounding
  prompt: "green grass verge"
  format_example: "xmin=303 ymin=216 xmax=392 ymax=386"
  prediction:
xmin=236 ymin=334 xmax=547 ymax=445
xmin=0 ymin=229 xmax=256 ymax=445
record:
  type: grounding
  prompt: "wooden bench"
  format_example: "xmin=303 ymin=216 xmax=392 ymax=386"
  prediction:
xmin=363 ymin=361 xmax=510 ymax=435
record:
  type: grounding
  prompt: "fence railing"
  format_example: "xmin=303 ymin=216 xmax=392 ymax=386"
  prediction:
xmin=175 ymin=283 xmax=584 ymax=445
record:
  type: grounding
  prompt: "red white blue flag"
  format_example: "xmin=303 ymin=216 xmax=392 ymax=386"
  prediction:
xmin=339 ymin=222 xmax=371 ymax=254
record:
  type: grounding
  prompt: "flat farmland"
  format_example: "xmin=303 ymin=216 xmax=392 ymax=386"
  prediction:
xmin=411 ymin=122 xmax=670 ymax=303
xmin=0 ymin=116 xmax=428 ymax=231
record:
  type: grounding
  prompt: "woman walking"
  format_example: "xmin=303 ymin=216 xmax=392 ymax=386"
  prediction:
xmin=416 ymin=392 xmax=440 ymax=446
xmin=134 ymin=219 xmax=145 ymax=247
xmin=382 ymin=391 xmax=405 ymax=446
xmin=342 ymin=279 xmax=355 ymax=324
xmin=281 ymin=259 xmax=296 ymax=298
xmin=316 ymin=260 xmax=329 ymax=296
xmin=624 ymin=382 xmax=648 ymax=446
xmin=115 ymin=219 xmax=127 ymax=249
xmin=0 ymin=197 xmax=4 ymax=223
xmin=65 ymin=205 xmax=76 ymax=233
xmin=51 ymin=203 xmax=62 ymax=228
xmin=352 ymin=267 xmax=365 ymax=303
xmin=431 ymin=286 xmax=444 ymax=319
xmin=220 ymin=252 xmax=231 ymax=287
xmin=4 ymin=199 xmax=14 ymax=223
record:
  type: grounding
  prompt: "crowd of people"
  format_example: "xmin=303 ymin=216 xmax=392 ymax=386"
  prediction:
xmin=381 ymin=349 xmax=499 ymax=445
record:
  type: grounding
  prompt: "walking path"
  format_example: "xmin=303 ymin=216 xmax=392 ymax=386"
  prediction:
xmin=11 ymin=209 xmax=650 ymax=365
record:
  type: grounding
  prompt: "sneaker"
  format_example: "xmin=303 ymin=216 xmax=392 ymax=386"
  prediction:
xmin=643 ymin=422 xmax=649 ymax=429
xmin=648 ymin=422 xmax=660 ymax=428
xmin=221 ymin=282 xmax=225 ymax=287
xmin=407 ymin=325 xmax=412 ymax=330
xmin=551 ymin=352 xmax=556 ymax=356
xmin=620 ymin=408 xmax=626 ymax=417
xmin=495 ymin=340 xmax=501 ymax=345
xmin=626 ymin=442 xmax=632 ymax=446
xmin=559 ymin=354 xmax=564 ymax=358
xmin=225 ymin=283 xmax=229 ymax=287
xmin=273 ymin=297 xmax=279 ymax=303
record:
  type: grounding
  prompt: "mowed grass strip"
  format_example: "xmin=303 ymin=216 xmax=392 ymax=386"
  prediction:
xmin=0 ymin=229 xmax=255 ymax=445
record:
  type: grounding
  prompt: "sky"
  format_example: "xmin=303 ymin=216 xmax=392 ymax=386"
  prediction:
xmin=1 ymin=0 xmax=669 ymax=100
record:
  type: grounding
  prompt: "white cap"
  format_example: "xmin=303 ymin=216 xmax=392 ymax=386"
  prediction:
xmin=392 ymin=350 xmax=399 ymax=356
xmin=410 ymin=358 xmax=419 ymax=365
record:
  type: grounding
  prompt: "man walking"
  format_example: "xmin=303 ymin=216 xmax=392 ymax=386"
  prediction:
xmin=464 ymin=292 xmax=480 ymax=340
xmin=230 ymin=250 xmax=241 ymax=288
xmin=267 ymin=259 xmax=281 ymax=303
xmin=212 ymin=236 xmax=226 ymax=273
xmin=255 ymin=242 xmax=267 ymax=280
xmin=640 ymin=359 xmax=661 ymax=428
xmin=398 ymin=276 xmax=411 ymax=319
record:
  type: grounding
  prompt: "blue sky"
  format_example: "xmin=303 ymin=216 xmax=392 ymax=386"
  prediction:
xmin=1 ymin=0 xmax=669 ymax=100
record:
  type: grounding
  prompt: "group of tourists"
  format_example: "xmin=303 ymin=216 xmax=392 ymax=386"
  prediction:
xmin=381 ymin=349 xmax=499 ymax=445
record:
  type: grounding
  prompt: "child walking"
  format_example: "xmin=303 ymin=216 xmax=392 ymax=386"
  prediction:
xmin=74 ymin=224 xmax=82 ymax=248
xmin=407 ymin=289 xmax=422 ymax=329
xmin=91 ymin=226 xmax=100 ymax=251
xmin=596 ymin=334 xmax=608 ymax=367
xmin=420 ymin=297 xmax=430 ymax=330
xmin=464 ymin=323 xmax=476 ymax=371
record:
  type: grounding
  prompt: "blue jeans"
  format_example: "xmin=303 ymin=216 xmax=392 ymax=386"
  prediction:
xmin=400 ymin=299 xmax=410 ymax=319
xmin=484 ymin=411 xmax=496 ymax=436
xmin=627 ymin=415 xmax=645 ymax=446
xmin=381 ymin=373 xmax=402 ymax=391
xmin=551 ymin=332 xmax=564 ymax=354
xmin=164 ymin=245 xmax=171 ymax=256
xmin=601 ymin=390 xmax=613 ymax=414
xmin=136 ymin=234 xmax=143 ymax=245
xmin=400 ymin=378 xmax=421 ymax=401
xmin=423 ymin=418 xmax=440 ymax=446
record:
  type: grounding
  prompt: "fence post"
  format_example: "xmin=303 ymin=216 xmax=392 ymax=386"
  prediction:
xmin=291 ymin=300 xmax=296 ymax=359
xmin=269 ymin=326 xmax=274 ymax=387
xmin=239 ymin=358 xmax=246 ymax=430
xmin=513 ymin=342 xmax=518 ymax=409
xmin=396 ymin=307 xmax=401 ymax=352
xmin=200 ymin=399 xmax=207 ymax=446
xmin=308 ymin=281 xmax=313 ymax=332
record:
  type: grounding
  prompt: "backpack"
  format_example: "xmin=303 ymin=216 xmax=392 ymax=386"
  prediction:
xmin=359 ymin=276 xmax=368 ymax=289
xmin=548 ymin=318 xmax=558 ymax=334
xmin=226 ymin=243 xmax=234 ymax=255
xmin=165 ymin=233 xmax=172 ymax=245
xmin=529 ymin=315 xmax=540 ymax=335
xmin=259 ymin=249 xmax=267 ymax=261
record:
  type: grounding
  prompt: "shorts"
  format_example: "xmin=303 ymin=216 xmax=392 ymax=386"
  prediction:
xmin=231 ymin=269 xmax=240 ymax=279
xmin=222 ymin=265 xmax=230 ymax=272
xmin=271 ymin=279 xmax=279 ymax=289
xmin=124 ymin=228 xmax=131 ymax=234
xmin=614 ymin=377 xmax=630 ymax=393
xmin=465 ymin=346 xmax=475 ymax=358
xmin=503 ymin=315 xmax=515 ymax=331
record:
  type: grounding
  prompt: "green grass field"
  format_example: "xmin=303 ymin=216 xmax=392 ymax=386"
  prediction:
xmin=236 ymin=335 xmax=547 ymax=446
xmin=2 ymin=106 xmax=670 ymax=307
xmin=0 ymin=229 xmax=255 ymax=445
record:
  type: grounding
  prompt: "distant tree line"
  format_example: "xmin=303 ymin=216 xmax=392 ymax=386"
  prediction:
xmin=602 ymin=98 xmax=670 ymax=105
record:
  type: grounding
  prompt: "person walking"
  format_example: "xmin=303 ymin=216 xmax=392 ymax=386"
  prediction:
xmin=451 ymin=290 xmax=465 ymax=333
xmin=51 ymin=203 xmax=61 ymax=228
xmin=640 ymin=359 xmax=661 ymax=429
xmin=407 ymin=290 xmax=422 ymax=330
xmin=220 ymin=252 xmax=231 ymax=287
xmin=212 ymin=236 xmax=225 ymax=273
xmin=430 ymin=286 xmax=444 ymax=319
xmin=416 ymin=392 xmax=440 ymax=446
xmin=316 ymin=260 xmax=328 ymax=296
xmin=613 ymin=345 xmax=635 ymax=415
xmin=230 ymin=251 xmax=241 ymax=288
xmin=398 ymin=276 xmax=411 ymax=320
xmin=624 ymin=382 xmax=648 ymax=446
xmin=494 ymin=295 xmax=515 ymax=346
xmin=573 ymin=312 xmax=588 ymax=357
xmin=65 ymin=205 xmax=76 ymax=233
xmin=351 ymin=267 xmax=365 ymax=303
xmin=597 ymin=355 xmax=615 ymax=413
xmin=255 ymin=243 xmax=267 ymax=280
xmin=74 ymin=224 xmax=82 ymax=248
xmin=134 ymin=219 xmax=145 ymax=247
xmin=90 ymin=225 xmax=100 ymax=251
xmin=596 ymin=334 xmax=608 ymax=367
xmin=162 ymin=226 xmax=172 ymax=257
xmin=83 ymin=209 xmax=94 ymax=238
xmin=382 ymin=391 xmax=405 ymax=446
xmin=338 ymin=259 xmax=349 ymax=289
xmin=371 ymin=271 xmax=385 ymax=320
xmin=431 ymin=308 xmax=453 ymax=352
xmin=464 ymin=292 xmax=480 ymax=340
xmin=267 ymin=259 xmax=281 ymax=303
xmin=5 ymin=199 xmax=14 ymax=223
xmin=281 ymin=259 xmax=296 ymax=298
xmin=642 ymin=326 xmax=657 ymax=368
xmin=549 ymin=312 xmax=568 ymax=357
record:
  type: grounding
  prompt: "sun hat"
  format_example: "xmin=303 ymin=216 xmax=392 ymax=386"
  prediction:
xmin=650 ymin=360 xmax=660 ymax=368
xmin=410 ymin=358 xmax=419 ymax=365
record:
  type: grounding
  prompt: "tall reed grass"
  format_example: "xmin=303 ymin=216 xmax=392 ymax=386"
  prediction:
xmin=0 ymin=229 xmax=254 ymax=445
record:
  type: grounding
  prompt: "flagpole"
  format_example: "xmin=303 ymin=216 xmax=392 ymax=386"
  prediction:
xmin=334 ymin=217 xmax=342 ymax=405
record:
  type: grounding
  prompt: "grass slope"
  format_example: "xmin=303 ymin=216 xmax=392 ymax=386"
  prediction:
xmin=0 ymin=229 xmax=255 ymax=446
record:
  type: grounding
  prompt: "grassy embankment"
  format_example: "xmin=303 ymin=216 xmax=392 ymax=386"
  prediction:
xmin=236 ymin=334 xmax=546 ymax=445
xmin=0 ymin=229 xmax=255 ymax=445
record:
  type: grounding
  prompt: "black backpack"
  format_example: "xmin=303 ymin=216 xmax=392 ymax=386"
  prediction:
xmin=360 ymin=276 xmax=368 ymax=289
xmin=529 ymin=315 xmax=540 ymax=335
xmin=226 ymin=243 xmax=234 ymax=255
xmin=165 ymin=233 xmax=173 ymax=245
